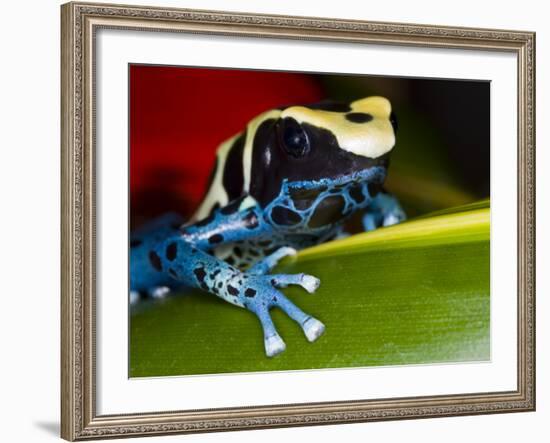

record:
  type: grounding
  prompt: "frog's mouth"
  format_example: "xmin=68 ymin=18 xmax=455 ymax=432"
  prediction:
xmin=281 ymin=165 xmax=386 ymax=218
xmin=265 ymin=164 xmax=387 ymax=230
xmin=285 ymin=164 xmax=387 ymax=194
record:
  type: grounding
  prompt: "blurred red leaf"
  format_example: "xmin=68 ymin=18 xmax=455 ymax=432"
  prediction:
xmin=130 ymin=65 xmax=323 ymax=223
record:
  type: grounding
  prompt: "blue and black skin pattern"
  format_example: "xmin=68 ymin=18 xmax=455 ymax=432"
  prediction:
xmin=130 ymin=96 xmax=406 ymax=357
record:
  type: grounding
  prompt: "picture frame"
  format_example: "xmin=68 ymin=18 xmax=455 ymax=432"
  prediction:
xmin=60 ymin=1 xmax=536 ymax=440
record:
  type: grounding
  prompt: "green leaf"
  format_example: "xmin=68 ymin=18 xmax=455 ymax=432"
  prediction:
xmin=130 ymin=202 xmax=490 ymax=377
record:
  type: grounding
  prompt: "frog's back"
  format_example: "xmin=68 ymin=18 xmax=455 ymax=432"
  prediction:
xmin=192 ymin=109 xmax=282 ymax=222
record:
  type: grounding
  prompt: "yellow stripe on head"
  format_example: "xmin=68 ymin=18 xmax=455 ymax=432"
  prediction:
xmin=191 ymin=132 xmax=238 ymax=222
xmin=242 ymin=109 xmax=282 ymax=192
xmin=280 ymin=96 xmax=395 ymax=159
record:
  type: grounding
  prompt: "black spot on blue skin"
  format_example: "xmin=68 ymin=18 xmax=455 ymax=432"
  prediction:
xmin=148 ymin=251 xmax=162 ymax=271
xmin=210 ymin=269 xmax=221 ymax=279
xmin=245 ymin=288 xmax=257 ymax=298
xmin=217 ymin=281 xmax=223 ymax=288
xmin=243 ymin=210 xmax=259 ymax=229
xmin=309 ymin=195 xmax=346 ymax=228
xmin=201 ymin=283 xmax=209 ymax=291
xmin=195 ymin=212 xmax=215 ymax=228
xmin=165 ymin=242 xmax=178 ymax=261
xmin=208 ymin=234 xmax=224 ymax=244
xmin=233 ymin=246 xmax=243 ymax=257
xmin=271 ymin=279 xmax=277 ymax=287
xmin=168 ymin=268 xmax=178 ymax=278
xmin=130 ymin=239 xmax=142 ymax=248
xmin=368 ymin=183 xmax=382 ymax=198
xmin=258 ymin=240 xmax=272 ymax=247
xmin=249 ymin=249 xmax=260 ymax=257
xmin=226 ymin=256 xmax=235 ymax=266
xmin=349 ymin=184 xmax=365 ymax=204
xmin=227 ymin=285 xmax=239 ymax=296
xmin=191 ymin=248 xmax=198 ymax=254
xmin=193 ymin=267 xmax=207 ymax=284
xmin=345 ymin=112 xmax=373 ymax=123
xmin=271 ymin=206 xmax=302 ymax=225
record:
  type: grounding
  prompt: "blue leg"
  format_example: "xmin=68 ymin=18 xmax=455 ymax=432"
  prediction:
xmin=180 ymin=199 xmax=270 ymax=249
xmin=362 ymin=192 xmax=406 ymax=232
xmin=271 ymin=287 xmax=325 ymax=342
xmin=132 ymin=233 xmax=325 ymax=357
xmin=130 ymin=196 xmax=327 ymax=357
xmin=362 ymin=213 xmax=381 ymax=232
xmin=248 ymin=246 xmax=297 ymax=275
xmin=256 ymin=308 xmax=286 ymax=356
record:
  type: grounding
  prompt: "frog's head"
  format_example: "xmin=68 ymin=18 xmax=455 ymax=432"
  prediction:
xmin=248 ymin=96 xmax=398 ymax=213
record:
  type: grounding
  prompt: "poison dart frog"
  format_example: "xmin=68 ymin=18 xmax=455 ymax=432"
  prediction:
xmin=130 ymin=96 xmax=406 ymax=357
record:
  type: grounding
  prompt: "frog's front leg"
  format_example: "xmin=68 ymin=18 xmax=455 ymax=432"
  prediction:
xmin=165 ymin=198 xmax=324 ymax=357
xmin=153 ymin=237 xmax=323 ymax=357
xmin=362 ymin=192 xmax=406 ymax=232
xmin=179 ymin=196 xmax=270 ymax=249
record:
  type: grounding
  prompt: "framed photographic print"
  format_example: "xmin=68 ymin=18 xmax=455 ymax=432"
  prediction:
xmin=61 ymin=1 xmax=536 ymax=440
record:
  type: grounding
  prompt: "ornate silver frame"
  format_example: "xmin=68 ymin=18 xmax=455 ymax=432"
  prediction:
xmin=61 ymin=1 xmax=536 ymax=440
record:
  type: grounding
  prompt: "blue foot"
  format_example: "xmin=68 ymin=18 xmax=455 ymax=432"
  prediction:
xmin=302 ymin=317 xmax=326 ymax=342
xmin=265 ymin=334 xmax=286 ymax=356
xmin=130 ymin=290 xmax=140 ymax=305
xmin=245 ymin=271 xmax=324 ymax=357
xmin=148 ymin=286 xmax=170 ymax=299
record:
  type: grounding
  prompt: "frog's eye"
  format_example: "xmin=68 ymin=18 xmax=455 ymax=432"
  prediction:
xmin=389 ymin=111 xmax=398 ymax=134
xmin=278 ymin=117 xmax=310 ymax=158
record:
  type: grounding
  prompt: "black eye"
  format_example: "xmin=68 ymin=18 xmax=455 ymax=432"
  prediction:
xmin=389 ymin=111 xmax=398 ymax=134
xmin=279 ymin=118 xmax=310 ymax=158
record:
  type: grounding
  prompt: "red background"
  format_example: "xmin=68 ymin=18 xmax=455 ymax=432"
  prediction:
xmin=130 ymin=65 xmax=323 ymax=226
